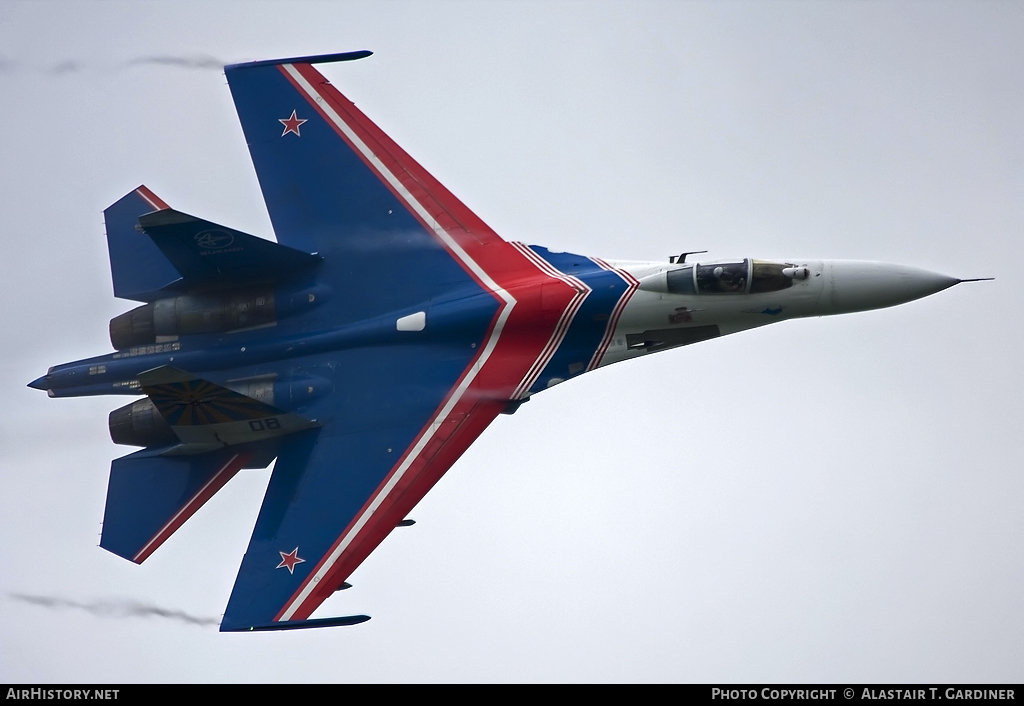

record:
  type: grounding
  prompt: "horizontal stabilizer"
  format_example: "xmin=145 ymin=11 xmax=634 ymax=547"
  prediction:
xmin=104 ymin=186 xmax=183 ymax=302
xmin=100 ymin=449 xmax=249 ymax=563
xmin=220 ymin=615 xmax=371 ymax=632
xmin=139 ymin=366 xmax=319 ymax=452
xmin=138 ymin=209 xmax=321 ymax=288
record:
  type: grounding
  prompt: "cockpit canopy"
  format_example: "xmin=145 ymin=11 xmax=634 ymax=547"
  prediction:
xmin=666 ymin=259 xmax=799 ymax=295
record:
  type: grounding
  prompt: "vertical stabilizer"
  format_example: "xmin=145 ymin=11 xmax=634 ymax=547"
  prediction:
xmin=104 ymin=186 xmax=182 ymax=302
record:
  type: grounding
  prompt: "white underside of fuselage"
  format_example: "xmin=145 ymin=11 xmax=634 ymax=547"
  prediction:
xmin=595 ymin=258 xmax=827 ymax=368
xmin=589 ymin=256 xmax=961 ymax=370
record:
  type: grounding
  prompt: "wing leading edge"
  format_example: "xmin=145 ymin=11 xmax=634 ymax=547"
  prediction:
xmin=218 ymin=54 xmax=595 ymax=630
xmin=220 ymin=351 xmax=512 ymax=631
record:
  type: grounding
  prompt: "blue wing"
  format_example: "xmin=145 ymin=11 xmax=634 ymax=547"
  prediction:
xmin=223 ymin=55 xmax=535 ymax=331
xmin=213 ymin=54 xmax=591 ymax=630
xmin=218 ymin=341 xmax=507 ymax=630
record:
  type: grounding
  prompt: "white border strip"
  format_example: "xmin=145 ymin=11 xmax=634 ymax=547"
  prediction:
xmin=587 ymin=258 xmax=639 ymax=370
xmin=508 ymin=243 xmax=591 ymax=399
xmin=135 ymin=186 xmax=168 ymax=212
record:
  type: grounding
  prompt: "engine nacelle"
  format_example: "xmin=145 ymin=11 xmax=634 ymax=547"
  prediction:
xmin=109 ymin=284 xmax=327 ymax=350
xmin=108 ymin=398 xmax=177 ymax=448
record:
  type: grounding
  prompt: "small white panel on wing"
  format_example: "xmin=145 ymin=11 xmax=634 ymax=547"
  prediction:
xmin=396 ymin=311 xmax=426 ymax=331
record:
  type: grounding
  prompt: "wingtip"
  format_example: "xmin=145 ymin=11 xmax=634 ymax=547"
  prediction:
xmin=220 ymin=614 xmax=371 ymax=632
xmin=226 ymin=50 xmax=373 ymax=71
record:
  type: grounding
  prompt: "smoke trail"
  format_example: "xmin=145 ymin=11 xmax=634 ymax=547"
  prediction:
xmin=0 ymin=55 xmax=228 ymax=75
xmin=9 ymin=593 xmax=219 ymax=627
xmin=126 ymin=55 xmax=224 ymax=70
xmin=51 ymin=60 xmax=81 ymax=74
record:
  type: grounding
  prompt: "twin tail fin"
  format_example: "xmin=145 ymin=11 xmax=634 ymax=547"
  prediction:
xmin=104 ymin=186 xmax=320 ymax=302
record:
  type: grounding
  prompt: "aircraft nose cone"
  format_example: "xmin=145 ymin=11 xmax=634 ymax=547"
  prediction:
xmin=820 ymin=261 xmax=960 ymax=315
xmin=27 ymin=375 xmax=50 ymax=391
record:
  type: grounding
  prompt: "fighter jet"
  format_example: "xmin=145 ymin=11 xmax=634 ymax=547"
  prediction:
xmin=27 ymin=51 xmax=982 ymax=632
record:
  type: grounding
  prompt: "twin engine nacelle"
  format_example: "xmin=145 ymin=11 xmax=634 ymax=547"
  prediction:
xmin=108 ymin=284 xmax=328 ymax=350
xmin=108 ymin=375 xmax=330 ymax=448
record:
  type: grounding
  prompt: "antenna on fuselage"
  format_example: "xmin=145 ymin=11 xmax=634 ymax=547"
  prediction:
xmin=669 ymin=250 xmax=707 ymax=264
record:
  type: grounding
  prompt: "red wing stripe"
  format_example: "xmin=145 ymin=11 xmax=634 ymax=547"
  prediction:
xmin=132 ymin=453 xmax=246 ymax=564
xmin=135 ymin=185 xmax=170 ymax=211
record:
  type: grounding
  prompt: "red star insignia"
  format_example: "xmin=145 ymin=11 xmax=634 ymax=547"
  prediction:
xmin=277 ymin=547 xmax=306 ymax=574
xmin=279 ymin=110 xmax=307 ymax=137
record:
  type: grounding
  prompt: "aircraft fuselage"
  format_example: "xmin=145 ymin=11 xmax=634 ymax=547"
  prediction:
xmin=32 ymin=254 xmax=960 ymax=402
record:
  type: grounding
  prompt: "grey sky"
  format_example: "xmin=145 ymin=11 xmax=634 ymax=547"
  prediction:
xmin=1 ymin=1 xmax=1021 ymax=682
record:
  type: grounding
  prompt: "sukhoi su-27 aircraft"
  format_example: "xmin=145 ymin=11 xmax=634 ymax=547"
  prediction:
xmin=28 ymin=51 xmax=984 ymax=632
